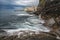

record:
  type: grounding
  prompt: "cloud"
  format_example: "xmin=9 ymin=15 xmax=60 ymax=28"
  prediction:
xmin=0 ymin=0 xmax=13 ymax=5
xmin=14 ymin=0 xmax=33 ymax=5
xmin=14 ymin=0 xmax=39 ymax=6
xmin=0 ymin=0 xmax=39 ymax=6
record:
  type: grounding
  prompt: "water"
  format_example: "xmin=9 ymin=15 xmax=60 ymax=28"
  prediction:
xmin=0 ymin=7 xmax=50 ymax=36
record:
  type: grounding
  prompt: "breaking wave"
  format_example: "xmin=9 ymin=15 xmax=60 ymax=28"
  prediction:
xmin=1 ymin=13 xmax=50 ymax=36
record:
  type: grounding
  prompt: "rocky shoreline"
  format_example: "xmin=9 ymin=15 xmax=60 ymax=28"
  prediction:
xmin=0 ymin=30 xmax=59 ymax=40
xmin=0 ymin=0 xmax=60 ymax=40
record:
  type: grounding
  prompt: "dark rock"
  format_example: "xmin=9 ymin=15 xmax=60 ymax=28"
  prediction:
xmin=0 ymin=32 xmax=59 ymax=40
xmin=33 ymin=0 xmax=60 ymax=40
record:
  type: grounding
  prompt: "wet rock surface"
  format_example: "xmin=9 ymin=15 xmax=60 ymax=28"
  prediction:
xmin=0 ymin=32 xmax=59 ymax=40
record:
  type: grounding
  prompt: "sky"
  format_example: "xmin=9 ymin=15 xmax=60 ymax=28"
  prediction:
xmin=0 ymin=0 xmax=39 ymax=6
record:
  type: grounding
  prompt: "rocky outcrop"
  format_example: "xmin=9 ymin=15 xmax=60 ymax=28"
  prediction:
xmin=36 ymin=0 xmax=60 ymax=29
xmin=33 ymin=0 xmax=60 ymax=40
xmin=0 ymin=31 xmax=59 ymax=40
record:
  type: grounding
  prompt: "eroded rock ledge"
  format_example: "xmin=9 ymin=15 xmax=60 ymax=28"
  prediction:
xmin=0 ymin=31 xmax=59 ymax=40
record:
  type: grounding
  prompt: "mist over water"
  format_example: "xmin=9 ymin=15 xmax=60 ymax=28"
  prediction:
xmin=0 ymin=7 xmax=50 ymax=36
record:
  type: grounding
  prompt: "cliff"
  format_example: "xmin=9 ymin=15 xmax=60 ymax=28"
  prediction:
xmin=35 ymin=0 xmax=60 ymax=26
xmin=35 ymin=0 xmax=60 ymax=38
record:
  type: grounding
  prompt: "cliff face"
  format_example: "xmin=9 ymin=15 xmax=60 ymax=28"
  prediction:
xmin=36 ymin=0 xmax=60 ymax=26
xmin=35 ymin=0 xmax=60 ymax=38
xmin=37 ymin=0 xmax=60 ymax=14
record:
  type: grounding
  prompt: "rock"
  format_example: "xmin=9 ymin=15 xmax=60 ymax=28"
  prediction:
xmin=43 ymin=18 xmax=55 ymax=26
xmin=0 ymin=29 xmax=8 ymax=36
xmin=16 ymin=32 xmax=59 ymax=40
xmin=33 ymin=0 xmax=60 ymax=40
xmin=0 ymin=30 xmax=59 ymax=40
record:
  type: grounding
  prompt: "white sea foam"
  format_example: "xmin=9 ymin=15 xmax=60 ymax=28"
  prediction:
xmin=16 ymin=14 xmax=33 ymax=16
xmin=4 ymin=24 xmax=50 ymax=36
xmin=3 ymin=14 xmax=50 ymax=37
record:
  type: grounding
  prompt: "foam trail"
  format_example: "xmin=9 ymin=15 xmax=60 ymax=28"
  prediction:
xmin=15 ymin=14 xmax=33 ymax=16
xmin=2 ymin=13 xmax=50 ymax=36
xmin=4 ymin=15 xmax=50 ymax=36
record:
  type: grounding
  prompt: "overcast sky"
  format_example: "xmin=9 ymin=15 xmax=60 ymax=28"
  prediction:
xmin=0 ymin=0 xmax=39 ymax=6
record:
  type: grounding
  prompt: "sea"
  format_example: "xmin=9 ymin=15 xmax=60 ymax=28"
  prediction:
xmin=0 ymin=6 xmax=50 ymax=36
